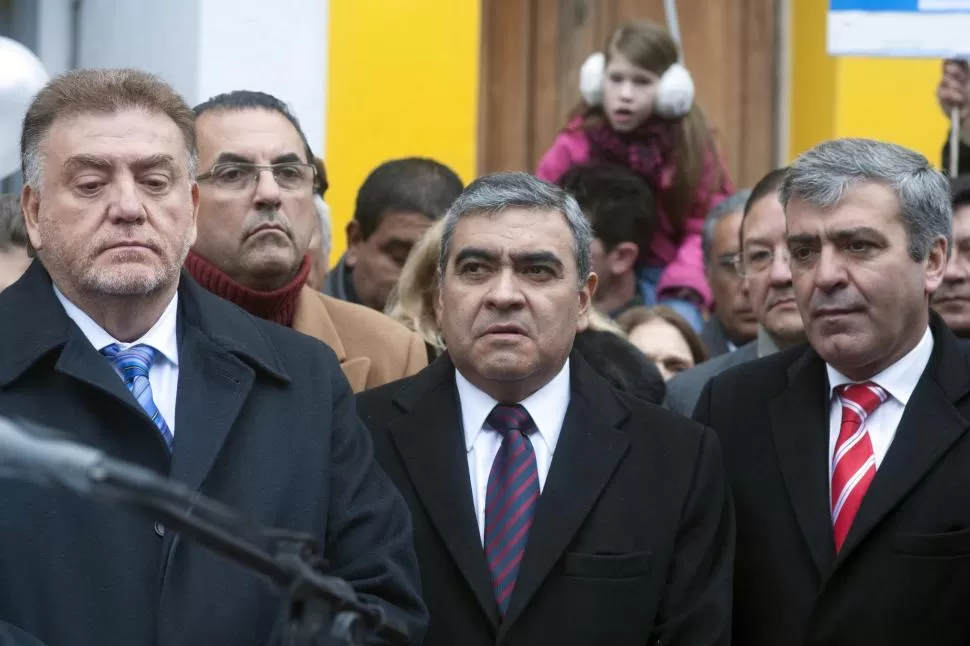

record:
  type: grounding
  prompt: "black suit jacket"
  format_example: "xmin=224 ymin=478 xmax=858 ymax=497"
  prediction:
xmin=0 ymin=623 xmax=46 ymax=646
xmin=356 ymin=353 xmax=734 ymax=646
xmin=694 ymin=313 xmax=970 ymax=646
xmin=0 ymin=263 xmax=426 ymax=646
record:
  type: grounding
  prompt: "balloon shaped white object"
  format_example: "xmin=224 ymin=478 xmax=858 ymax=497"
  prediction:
xmin=579 ymin=52 xmax=606 ymax=107
xmin=0 ymin=37 xmax=49 ymax=179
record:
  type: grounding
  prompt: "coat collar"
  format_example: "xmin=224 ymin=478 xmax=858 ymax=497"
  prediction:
xmin=292 ymin=287 xmax=346 ymax=361
xmin=0 ymin=262 xmax=290 ymax=388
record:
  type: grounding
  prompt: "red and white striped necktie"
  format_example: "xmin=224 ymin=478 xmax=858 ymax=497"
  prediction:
xmin=831 ymin=381 xmax=889 ymax=553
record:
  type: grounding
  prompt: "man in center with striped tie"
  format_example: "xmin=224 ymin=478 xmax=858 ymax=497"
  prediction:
xmin=694 ymin=138 xmax=970 ymax=646
xmin=357 ymin=171 xmax=734 ymax=646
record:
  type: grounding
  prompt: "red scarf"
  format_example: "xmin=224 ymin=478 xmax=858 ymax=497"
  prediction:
xmin=584 ymin=117 xmax=679 ymax=192
xmin=184 ymin=249 xmax=310 ymax=327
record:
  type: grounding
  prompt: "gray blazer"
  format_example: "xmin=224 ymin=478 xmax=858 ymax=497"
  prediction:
xmin=665 ymin=341 xmax=759 ymax=416
xmin=699 ymin=318 xmax=733 ymax=359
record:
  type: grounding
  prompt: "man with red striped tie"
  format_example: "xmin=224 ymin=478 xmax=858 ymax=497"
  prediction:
xmin=357 ymin=171 xmax=734 ymax=646
xmin=694 ymin=137 xmax=970 ymax=646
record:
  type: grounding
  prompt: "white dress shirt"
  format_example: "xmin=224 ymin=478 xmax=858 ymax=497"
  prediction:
xmin=54 ymin=285 xmax=180 ymax=435
xmin=456 ymin=359 xmax=571 ymax=544
xmin=825 ymin=326 xmax=934 ymax=483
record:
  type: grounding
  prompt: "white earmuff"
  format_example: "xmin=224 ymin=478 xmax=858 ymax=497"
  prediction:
xmin=654 ymin=62 xmax=694 ymax=119
xmin=579 ymin=52 xmax=606 ymax=107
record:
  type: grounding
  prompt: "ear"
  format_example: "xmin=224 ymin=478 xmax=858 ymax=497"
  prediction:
xmin=579 ymin=52 xmax=606 ymax=106
xmin=654 ymin=62 xmax=694 ymax=119
xmin=576 ymin=272 xmax=598 ymax=332
xmin=608 ymin=242 xmax=639 ymax=276
xmin=21 ymin=184 xmax=43 ymax=253
xmin=925 ymin=235 xmax=949 ymax=295
xmin=187 ymin=182 xmax=200 ymax=248
xmin=345 ymin=220 xmax=362 ymax=267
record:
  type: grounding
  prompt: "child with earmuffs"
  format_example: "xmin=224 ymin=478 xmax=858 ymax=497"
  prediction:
xmin=537 ymin=21 xmax=734 ymax=330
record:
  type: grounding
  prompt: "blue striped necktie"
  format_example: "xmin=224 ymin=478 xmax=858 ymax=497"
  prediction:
xmin=484 ymin=403 xmax=540 ymax=619
xmin=101 ymin=343 xmax=173 ymax=452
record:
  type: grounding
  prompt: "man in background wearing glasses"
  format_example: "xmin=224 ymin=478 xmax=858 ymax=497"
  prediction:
xmin=698 ymin=191 xmax=758 ymax=358
xmin=666 ymin=167 xmax=806 ymax=416
xmin=186 ymin=91 xmax=427 ymax=392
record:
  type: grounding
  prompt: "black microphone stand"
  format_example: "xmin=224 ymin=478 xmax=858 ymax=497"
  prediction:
xmin=88 ymin=464 xmax=409 ymax=646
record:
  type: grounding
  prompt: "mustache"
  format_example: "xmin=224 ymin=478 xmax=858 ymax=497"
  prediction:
xmin=807 ymin=293 xmax=865 ymax=313
xmin=242 ymin=209 xmax=293 ymax=239
xmin=474 ymin=319 xmax=532 ymax=336
xmin=933 ymin=283 xmax=970 ymax=301
xmin=93 ymin=226 xmax=162 ymax=254
xmin=764 ymin=288 xmax=796 ymax=310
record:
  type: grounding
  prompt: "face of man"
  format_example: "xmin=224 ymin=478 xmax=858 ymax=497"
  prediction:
xmin=0 ymin=247 xmax=31 ymax=292
xmin=706 ymin=210 xmax=757 ymax=344
xmin=787 ymin=183 xmax=947 ymax=380
xmin=932 ymin=203 xmax=970 ymax=336
xmin=589 ymin=235 xmax=637 ymax=308
xmin=346 ymin=210 xmax=433 ymax=311
xmin=22 ymin=109 xmax=198 ymax=304
xmin=740 ymin=194 xmax=805 ymax=347
xmin=435 ymin=207 xmax=595 ymax=401
xmin=194 ymin=108 xmax=315 ymax=291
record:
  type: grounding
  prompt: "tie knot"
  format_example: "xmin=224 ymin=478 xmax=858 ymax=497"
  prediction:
xmin=101 ymin=343 xmax=157 ymax=379
xmin=837 ymin=381 xmax=889 ymax=417
xmin=486 ymin=404 xmax=534 ymax=439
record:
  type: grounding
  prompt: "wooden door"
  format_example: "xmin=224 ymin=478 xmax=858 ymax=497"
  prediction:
xmin=479 ymin=0 xmax=779 ymax=188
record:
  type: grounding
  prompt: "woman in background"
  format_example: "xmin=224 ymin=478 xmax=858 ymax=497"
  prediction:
xmin=617 ymin=305 xmax=708 ymax=381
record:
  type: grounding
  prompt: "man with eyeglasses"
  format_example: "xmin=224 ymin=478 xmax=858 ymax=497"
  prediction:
xmin=186 ymin=91 xmax=427 ymax=392
xmin=699 ymin=191 xmax=758 ymax=357
xmin=666 ymin=167 xmax=806 ymax=416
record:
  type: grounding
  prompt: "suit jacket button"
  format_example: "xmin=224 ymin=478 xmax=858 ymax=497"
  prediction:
xmin=154 ymin=522 xmax=165 ymax=537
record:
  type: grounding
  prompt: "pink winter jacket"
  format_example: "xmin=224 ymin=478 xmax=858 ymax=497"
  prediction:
xmin=536 ymin=127 xmax=733 ymax=309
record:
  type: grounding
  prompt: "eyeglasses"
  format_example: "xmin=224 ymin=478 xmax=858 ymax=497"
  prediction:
xmin=197 ymin=162 xmax=316 ymax=191
xmin=734 ymin=246 xmax=790 ymax=278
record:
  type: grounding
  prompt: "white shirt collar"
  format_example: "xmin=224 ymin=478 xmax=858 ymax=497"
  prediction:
xmin=52 ymin=284 xmax=180 ymax=366
xmin=826 ymin=326 xmax=934 ymax=406
xmin=456 ymin=358 xmax=571 ymax=456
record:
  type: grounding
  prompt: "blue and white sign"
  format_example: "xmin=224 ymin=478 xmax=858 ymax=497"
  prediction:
xmin=829 ymin=0 xmax=970 ymax=58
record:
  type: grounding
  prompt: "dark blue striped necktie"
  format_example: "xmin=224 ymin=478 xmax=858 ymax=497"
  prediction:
xmin=484 ymin=403 xmax=539 ymax=619
xmin=101 ymin=343 xmax=173 ymax=452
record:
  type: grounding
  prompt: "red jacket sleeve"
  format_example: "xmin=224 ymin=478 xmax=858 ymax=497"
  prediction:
xmin=655 ymin=148 xmax=735 ymax=309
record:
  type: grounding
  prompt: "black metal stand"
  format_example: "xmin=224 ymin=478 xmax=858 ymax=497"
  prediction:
xmin=89 ymin=466 xmax=409 ymax=646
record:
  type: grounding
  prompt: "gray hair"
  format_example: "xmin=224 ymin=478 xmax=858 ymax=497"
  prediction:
xmin=313 ymin=195 xmax=332 ymax=258
xmin=438 ymin=172 xmax=593 ymax=287
xmin=21 ymin=68 xmax=198 ymax=188
xmin=781 ymin=138 xmax=952 ymax=261
xmin=702 ymin=189 xmax=751 ymax=266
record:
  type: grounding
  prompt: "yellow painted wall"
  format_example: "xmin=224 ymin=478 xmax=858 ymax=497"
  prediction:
xmin=790 ymin=0 xmax=949 ymax=167
xmin=324 ymin=1 xmax=481 ymax=261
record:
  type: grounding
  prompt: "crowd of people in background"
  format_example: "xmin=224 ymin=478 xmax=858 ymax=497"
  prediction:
xmin=3 ymin=17 xmax=970 ymax=646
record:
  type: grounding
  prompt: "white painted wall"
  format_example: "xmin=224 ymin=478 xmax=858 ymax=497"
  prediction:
xmin=36 ymin=0 xmax=74 ymax=76
xmin=66 ymin=0 xmax=328 ymax=157
xmin=197 ymin=0 xmax=328 ymax=157
xmin=77 ymin=0 xmax=202 ymax=104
